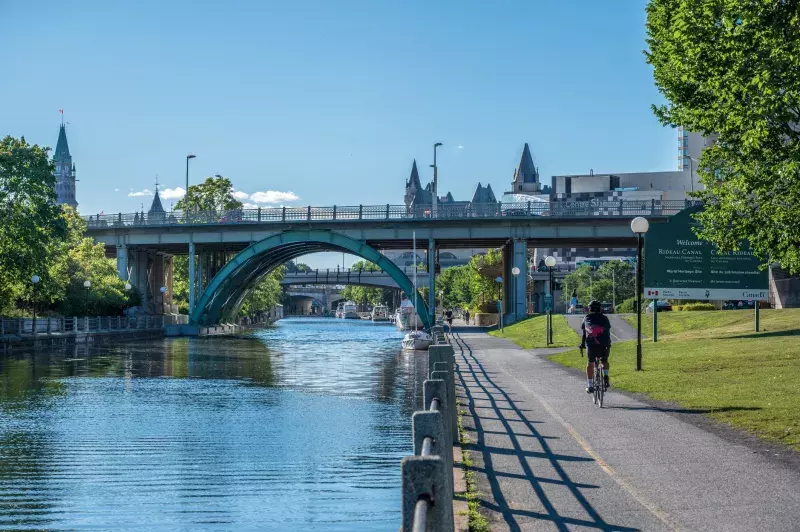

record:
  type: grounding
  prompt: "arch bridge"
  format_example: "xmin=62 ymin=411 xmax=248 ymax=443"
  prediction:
xmin=189 ymin=230 xmax=431 ymax=328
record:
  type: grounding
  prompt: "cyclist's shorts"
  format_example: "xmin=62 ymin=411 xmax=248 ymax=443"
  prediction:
xmin=587 ymin=344 xmax=610 ymax=362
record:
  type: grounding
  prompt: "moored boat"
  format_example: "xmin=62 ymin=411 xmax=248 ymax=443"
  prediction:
xmin=342 ymin=301 xmax=359 ymax=319
xmin=371 ymin=305 xmax=389 ymax=322
xmin=402 ymin=330 xmax=433 ymax=351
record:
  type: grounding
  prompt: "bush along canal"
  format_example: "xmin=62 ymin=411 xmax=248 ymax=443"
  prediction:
xmin=0 ymin=317 xmax=429 ymax=531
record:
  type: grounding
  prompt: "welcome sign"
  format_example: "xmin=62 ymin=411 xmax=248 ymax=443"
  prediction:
xmin=644 ymin=207 xmax=768 ymax=301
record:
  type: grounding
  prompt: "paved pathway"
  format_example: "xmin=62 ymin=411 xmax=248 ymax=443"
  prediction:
xmin=564 ymin=314 xmax=639 ymax=342
xmin=453 ymin=332 xmax=800 ymax=531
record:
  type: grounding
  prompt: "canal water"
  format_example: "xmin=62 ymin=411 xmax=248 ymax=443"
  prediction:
xmin=0 ymin=318 xmax=426 ymax=531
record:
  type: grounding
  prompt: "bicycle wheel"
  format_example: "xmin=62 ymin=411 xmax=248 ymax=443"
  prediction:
xmin=596 ymin=362 xmax=605 ymax=408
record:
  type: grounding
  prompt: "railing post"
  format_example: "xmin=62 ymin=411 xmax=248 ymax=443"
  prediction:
xmin=527 ymin=201 xmax=531 ymax=216
xmin=332 ymin=205 xmax=337 ymax=220
xmin=307 ymin=205 xmax=311 ymax=221
xmin=257 ymin=207 xmax=262 ymax=222
xmin=619 ymin=199 xmax=623 ymax=216
xmin=386 ymin=204 xmax=390 ymax=219
xmin=651 ymin=198 xmax=655 ymax=214
xmin=359 ymin=205 xmax=363 ymax=220
xmin=84 ymin=317 xmax=90 ymax=331
xmin=282 ymin=206 xmax=286 ymax=221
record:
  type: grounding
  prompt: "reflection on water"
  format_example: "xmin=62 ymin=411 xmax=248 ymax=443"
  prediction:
xmin=0 ymin=318 xmax=426 ymax=531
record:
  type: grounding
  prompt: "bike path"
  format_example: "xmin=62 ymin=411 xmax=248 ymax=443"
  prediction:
xmin=453 ymin=332 xmax=800 ymax=531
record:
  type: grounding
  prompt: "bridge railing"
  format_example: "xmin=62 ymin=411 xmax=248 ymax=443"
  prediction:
xmin=83 ymin=200 xmax=699 ymax=229
xmin=401 ymin=328 xmax=457 ymax=531
xmin=0 ymin=315 xmax=165 ymax=337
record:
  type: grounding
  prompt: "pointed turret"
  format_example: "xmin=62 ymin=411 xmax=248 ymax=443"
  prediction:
xmin=404 ymin=159 xmax=425 ymax=208
xmin=409 ymin=160 xmax=422 ymax=189
xmin=507 ymin=142 xmax=541 ymax=194
xmin=149 ymin=187 xmax=165 ymax=215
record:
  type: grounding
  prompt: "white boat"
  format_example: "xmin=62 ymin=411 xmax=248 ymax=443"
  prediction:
xmin=402 ymin=330 xmax=433 ymax=351
xmin=342 ymin=301 xmax=359 ymax=319
xmin=371 ymin=305 xmax=390 ymax=322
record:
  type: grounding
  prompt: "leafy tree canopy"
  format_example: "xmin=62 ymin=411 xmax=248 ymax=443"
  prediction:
xmin=175 ymin=175 xmax=243 ymax=213
xmin=0 ymin=136 xmax=68 ymax=309
xmin=645 ymin=0 xmax=800 ymax=272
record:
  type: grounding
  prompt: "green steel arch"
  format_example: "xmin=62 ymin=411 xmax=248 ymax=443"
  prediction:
xmin=190 ymin=230 xmax=431 ymax=328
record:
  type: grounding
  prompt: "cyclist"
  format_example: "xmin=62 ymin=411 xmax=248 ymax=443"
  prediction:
xmin=579 ymin=300 xmax=611 ymax=394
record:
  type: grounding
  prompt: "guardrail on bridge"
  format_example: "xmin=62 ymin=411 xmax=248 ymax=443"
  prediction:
xmin=83 ymin=200 xmax=699 ymax=229
xmin=401 ymin=326 xmax=457 ymax=531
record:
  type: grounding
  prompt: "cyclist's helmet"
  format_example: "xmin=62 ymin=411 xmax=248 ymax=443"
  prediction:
xmin=589 ymin=300 xmax=602 ymax=313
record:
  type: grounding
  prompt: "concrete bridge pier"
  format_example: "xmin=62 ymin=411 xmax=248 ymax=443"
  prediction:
xmin=428 ymin=238 xmax=436 ymax=323
xmin=502 ymin=239 xmax=528 ymax=325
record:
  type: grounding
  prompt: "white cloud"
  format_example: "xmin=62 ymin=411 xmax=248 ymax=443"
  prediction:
xmin=114 ymin=188 xmax=120 ymax=192
xmin=249 ymin=190 xmax=299 ymax=204
xmin=128 ymin=188 xmax=153 ymax=197
xmin=161 ymin=187 xmax=186 ymax=200
xmin=242 ymin=202 xmax=259 ymax=209
xmin=457 ymin=145 xmax=464 ymax=149
xmin=232 ymin=190 xmax=250 ymax=201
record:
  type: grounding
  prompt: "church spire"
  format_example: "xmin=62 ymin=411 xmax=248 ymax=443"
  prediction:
xmin=409 ymin=159 xmax=422 ymax=189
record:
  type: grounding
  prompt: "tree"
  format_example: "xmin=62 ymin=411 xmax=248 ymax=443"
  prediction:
xmin=0 ymin=136 xmax=68 ymax=312
xmin=285 ymin=260 xmax=312 ymax=273
xmin=561 ymin=261 xmax=635 ymax=306
xmin=175 ymin=175 xmax=243 ymax=213
xmin=645 ymin=0 xmax=800 ymax=273
xmin=170 ymin=176 xmax=281 ymax=318
xmin=340 ymin=260 xmax=387 ymax=307
xmin=239 ymin=265 xmax=285 ymax=316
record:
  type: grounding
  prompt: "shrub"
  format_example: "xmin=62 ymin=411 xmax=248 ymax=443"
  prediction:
xmin=680 ymin=302 xmax=716 ymax=311
xmin=616 ymin=297 xmax=637 ymax=314
xmin=673 ymin=305 xmax=683 ymax=311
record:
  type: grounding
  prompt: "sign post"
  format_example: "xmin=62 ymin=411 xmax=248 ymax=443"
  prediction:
xmin=644 ymin=207 xmax=768 ymax=307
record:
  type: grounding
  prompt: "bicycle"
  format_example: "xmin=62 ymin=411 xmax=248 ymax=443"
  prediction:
xmin=580 ymin=345 xmax=606 ymax=408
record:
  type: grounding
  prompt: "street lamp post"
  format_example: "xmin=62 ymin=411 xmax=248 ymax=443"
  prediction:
xmin=631 ymin=217 xmax=650 ymax=371
xmin=83 ymin=280 xmax=91 ymax=315
xmin=511 ymin=266 xmax=521 ymax=321
xmin=31 ymin=275 xmax=40 ymax=335
xmin=186 ymin=154 xmax=196 ymax=212
xmin=545 ymin=256 xmax=557 ymax=345
xmin=432 ymin=142 xmax=443 ymax=218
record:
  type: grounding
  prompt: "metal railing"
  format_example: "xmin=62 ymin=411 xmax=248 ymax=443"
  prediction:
xmin=83 ymin=200 xmax=699 ymax=229
xmin=0 ymin=315 xmax=165 ymax=338
xmin=401 ymin=327 xmax=457 ymax=531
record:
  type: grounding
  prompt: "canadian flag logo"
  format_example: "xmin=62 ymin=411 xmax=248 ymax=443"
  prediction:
xmin=647 ymin=290 xmax=659 ymax=296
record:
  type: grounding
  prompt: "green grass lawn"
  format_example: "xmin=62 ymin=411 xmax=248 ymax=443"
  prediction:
xmin=489 ymin=314 xmax=581 ymax=349
xmin=551 ymin=309 xmax=800 ymax=451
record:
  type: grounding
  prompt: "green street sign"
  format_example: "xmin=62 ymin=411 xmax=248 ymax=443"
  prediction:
xmin=544 ymin=294 xmax=553 ymax=311
xmin=644 ymin=207 xmax=768 ymax=300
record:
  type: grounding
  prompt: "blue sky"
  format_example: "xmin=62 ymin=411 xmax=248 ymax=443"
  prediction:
xmin=1 ymin=0 xmax=675 ymax=267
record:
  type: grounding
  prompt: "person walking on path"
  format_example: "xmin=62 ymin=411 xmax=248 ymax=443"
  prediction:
xmin=444 ymin=309 xmax=454 ymax=331
xmin=463 ymin=309 xmax=470 ymax=325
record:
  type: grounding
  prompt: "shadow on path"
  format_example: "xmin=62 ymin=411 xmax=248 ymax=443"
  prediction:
xmin=453 ymin=333 xmax=640 ymax=532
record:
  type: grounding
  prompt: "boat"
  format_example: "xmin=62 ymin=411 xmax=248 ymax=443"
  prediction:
xmin=402 ymin=330 xmax=433 ymax=351
xmin=335 ymin=302 xmax=344 ymax=319
xmin=371 ymin=305 xmax=389 ymax=322
xmin=342 ymin=301 xmax=359 ymax=319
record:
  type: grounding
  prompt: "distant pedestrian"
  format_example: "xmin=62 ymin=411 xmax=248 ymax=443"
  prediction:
xmin=464 ymin=310 xmax=471 ymax=325
xmin=445 ymin=309 xmax=454 ymax=331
